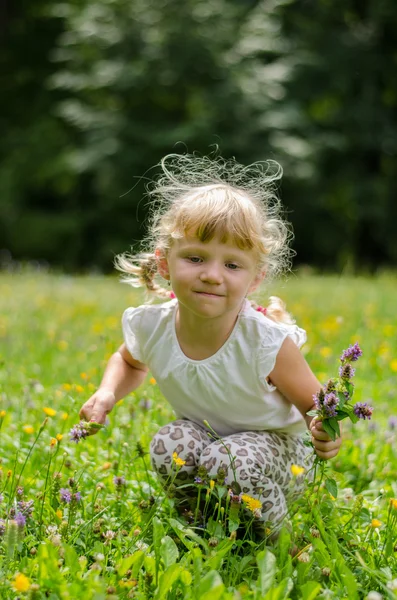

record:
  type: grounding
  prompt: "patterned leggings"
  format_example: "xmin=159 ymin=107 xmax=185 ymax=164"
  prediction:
xmin=150 ymin=419 xmax=312 ymax=527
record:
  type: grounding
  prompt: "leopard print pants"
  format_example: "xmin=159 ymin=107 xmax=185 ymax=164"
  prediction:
xmin=150 ymin=419 xmax=312 ymax=526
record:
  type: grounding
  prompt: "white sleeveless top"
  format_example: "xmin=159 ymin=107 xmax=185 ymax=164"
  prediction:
xmin=122 ymin=299 xmax=307 ymax=437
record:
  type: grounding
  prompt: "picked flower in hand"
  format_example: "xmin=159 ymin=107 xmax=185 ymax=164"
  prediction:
xmin=69 ymin=421 xmax=105 ymax=443
xmin=309 ymin=342 xmax=372 ymax=442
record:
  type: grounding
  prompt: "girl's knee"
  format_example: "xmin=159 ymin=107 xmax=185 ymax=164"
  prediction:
xmin=150 ymin=419 xmax=208 ymax=477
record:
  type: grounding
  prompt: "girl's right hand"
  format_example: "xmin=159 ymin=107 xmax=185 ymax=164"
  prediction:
xmin=79 ymin=389 xmax=116 ymax=434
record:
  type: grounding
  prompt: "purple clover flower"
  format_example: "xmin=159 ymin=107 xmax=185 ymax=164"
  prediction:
xmin=339 ymin=364 xmax=356 ymax=380
xmin=113 ymin=476 xmax=126 ymax=488
xmin=17 ymin=500 xmax=34 ymax=517
xmin=15 ymin=512 xmax=26 ymax=528
xmin=388 ymin=416 xmax=397 ymax=430
xmin=324 ymin=379 xmax=337 ymax=393
xmin=353 ymin=402 xmax=373 ymax=420
xmin=323 ymin=392 xmax=339 ymax=418
xmin=340 ymin=343 xmax=363 ymax=363
xmin=73 ymin=492 xmax=82 ymax=503
xmin=60 ymin=488 xmax=72 ymax=503
xmin=69 ymin=423 xmax=89 ymax=443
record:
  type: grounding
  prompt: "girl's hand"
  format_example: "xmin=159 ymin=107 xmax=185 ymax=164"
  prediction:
xmin=310 ymin=417 xmax=342 ymax=460
xmin=79 ymin=389 xmax=116 ymax=434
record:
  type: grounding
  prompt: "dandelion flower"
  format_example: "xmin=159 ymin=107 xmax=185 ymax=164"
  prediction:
xmin=390 ymin=498 xmax=397 ymax=511
xmin=23 ymin=425 xmax=34 ymax=434
xmin=43 ymin=407 xmax=56 ymax=417
xmin=149 ymin=377 xmax=156 ymax=385
xmin=0 ymin=410 xmax=6 ymax=418
xmin=241 ymin=494 xmax=262 ymax=512
xmin=291 ymin=464 xmax=305 ymax=477
xmin=56 ymin=434 xmax=63 ymax=441
xmin=13 ymin=573 xmax=30 ymax=592
xmin=50 ymin=438 xmax=57 ymax=447
xmin=172 ymin=452 xmax=186 ymax=467
xmin=371 ymin=519 xmax=382 ymax=528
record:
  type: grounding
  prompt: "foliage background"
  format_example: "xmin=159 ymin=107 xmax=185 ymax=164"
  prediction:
xmin=1 ymin=0 xmax=396 ymax=272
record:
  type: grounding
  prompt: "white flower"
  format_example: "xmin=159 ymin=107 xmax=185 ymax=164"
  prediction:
xmin=387 ymin=579 xmax=397 ymax=590
xmin=365 ymin=592 xmax=383 ymax=600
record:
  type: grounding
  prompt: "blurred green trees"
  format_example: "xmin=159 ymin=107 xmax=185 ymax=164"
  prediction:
xmin=1 ymin=0 xmax=396 ymax=271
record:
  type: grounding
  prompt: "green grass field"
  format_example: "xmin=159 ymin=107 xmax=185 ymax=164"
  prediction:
xmin=1 ymin=270 xmax=397 ymax=599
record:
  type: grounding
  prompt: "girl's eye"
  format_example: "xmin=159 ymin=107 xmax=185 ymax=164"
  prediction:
xmin=226 ymin=263 xmax=239 ymax=270
xmin=188 ymin=256 xmax=202 ymax=263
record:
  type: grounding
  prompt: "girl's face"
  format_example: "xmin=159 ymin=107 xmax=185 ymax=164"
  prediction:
xmin=157 ymin=234 xmax=264 ymax=323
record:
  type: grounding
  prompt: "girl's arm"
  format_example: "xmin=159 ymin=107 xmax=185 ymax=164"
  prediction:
xmin=79 ymin=343 xmax=149 ymax=427
xmin=268 ymin=336 xmax=342 ymax=460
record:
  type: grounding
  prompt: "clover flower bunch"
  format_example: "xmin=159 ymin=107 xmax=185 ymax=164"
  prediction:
xmin=309 ymin=342 xmax=373 ymax=441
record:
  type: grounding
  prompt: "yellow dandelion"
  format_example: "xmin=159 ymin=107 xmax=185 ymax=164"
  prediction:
xmin=74 ymin=384 xmax=84 ymax=393
xmin=172 ymin=452 xmax=186 ymax=467
xmin=61 ymin=412 xmax=69 ymax=420
xmin=50 ymin=438 xmax=57 ymax=447
xmin=390 ymin=359 xmax=397 ymax=373
xmin=319 ymin=347 xmax=332 ymax=358
xmin=390 ymin=498 xmax=397 ymax=511
xmin=371 ymin=519 xmax=382 ymax=528
xmin=80 ymin=372 xmax=88 ymax=380
xmin=149 ymin=377 xmax=156 ymax=385
xmin=56 ymin=434 xmax=63 ymax=441
xmin=209 ymin=480 xmax=215 ymax=490
xmin=102 ymin=462 xmax=112 ymax=470
xmin=241 ymin=494 xmax=262 ymax=512
xmin=7 ymin=470 xmax=12 ymax=478
xmin=62 ymin=383 xmax=72 ymax=391
xmin=12 ymin=573 xmax=30 ymax=592
xmin=23 ymin=425 xmax=34 ymax=434
xmin=43 ymin=407 xmax=56 ymax=417
xmin=291 ymin=464 xmax=305 ymax=477
xmin=56 ymin=509 xmax=63 ymax=519
xmin=0 ymin=410 xmax=6 ymax=418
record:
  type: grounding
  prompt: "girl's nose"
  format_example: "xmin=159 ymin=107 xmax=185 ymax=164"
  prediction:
xmin=199 ymin=262 xmax=223 ymax=284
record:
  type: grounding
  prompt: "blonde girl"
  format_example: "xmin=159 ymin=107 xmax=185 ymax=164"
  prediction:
xmin=79 ymin=153 xmax=341 ymax=530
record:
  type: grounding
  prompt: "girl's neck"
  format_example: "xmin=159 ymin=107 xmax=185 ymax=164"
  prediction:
xmin=175 ymin=303 xmax=242 ymax=360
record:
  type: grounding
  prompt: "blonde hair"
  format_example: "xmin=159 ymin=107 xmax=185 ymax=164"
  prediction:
xmin=115 ymin=153 xmax=295 ymax=324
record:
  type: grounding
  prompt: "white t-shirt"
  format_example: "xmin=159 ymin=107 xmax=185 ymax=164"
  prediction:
xmin=122 ymin=298 xmax=307 ymax=437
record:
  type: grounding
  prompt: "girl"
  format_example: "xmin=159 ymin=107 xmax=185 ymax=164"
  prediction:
xmin=79 ymin=153 xmax=341 ymax=530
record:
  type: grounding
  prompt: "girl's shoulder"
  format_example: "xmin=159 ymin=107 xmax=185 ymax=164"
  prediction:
xmin=239 ymin=300 xmax=307 ymax=350
xmin=122 ymin=298 xmax=177 ymax=330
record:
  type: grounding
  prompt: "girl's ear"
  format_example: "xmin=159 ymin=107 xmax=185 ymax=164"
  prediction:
xmin=249 ymin=269 xmax=266 ymax=293
xmin=155 ymin=248 xmax=170 ymax=280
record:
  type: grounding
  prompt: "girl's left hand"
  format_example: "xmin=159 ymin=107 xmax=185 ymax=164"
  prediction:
xmin=310 ymin=417 xmax=342 ymax=460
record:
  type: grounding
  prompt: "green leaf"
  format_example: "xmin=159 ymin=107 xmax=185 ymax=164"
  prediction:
xmin=196 ymin=570 xmax=225 ymax=600
xmin=117 ymin=550 xmax=145 ymax=577
xmin=263 ymin=577 xmax=294 ymax=599
xmin=325 ymin=477 xmax=338 ymax=498
xmin=321 ymin=420 xmax=336 ymax=441
xmin=300 ymin=581 xmax=322 ymax=600
xmin=327 ymin=417 xmax=341 ymax=436
xmin=153 ymin=516 xmax=165 ymax=552
xmin=160 ymin=535 xmax=179 ymax=569
xmin=256 ymin=549 xmax=276 ymax=595
xmin=155 ymin=564 xmax=183 ymax=600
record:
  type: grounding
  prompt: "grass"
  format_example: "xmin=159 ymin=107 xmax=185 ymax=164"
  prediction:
xmin=0 ymin=269 xmax=397 ymax=599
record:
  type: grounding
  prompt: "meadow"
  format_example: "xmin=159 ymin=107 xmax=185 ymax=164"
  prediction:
xmin=0 ymin=269 xmax=396 ymax=599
